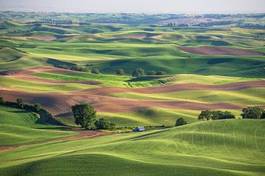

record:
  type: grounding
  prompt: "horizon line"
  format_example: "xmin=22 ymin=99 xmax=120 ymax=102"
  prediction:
xmin=1 ymin=10 xmax=265 ymax=15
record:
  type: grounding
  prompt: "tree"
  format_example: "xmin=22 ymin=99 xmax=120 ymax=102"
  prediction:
xmin=198 ymin=110 xmax=212 ymax=120
xmin=95 ymin=118 xmax=115 ymax=129
xmin=16 ymin=98 xmax=24 ymax=109
xmin=116 ymin=69 xmax=125 ymax=75
xmin=132 ymin=68 xmax=145 ymax=77
xmin=241 ymin=106 xmax=264 ymax=119
xmin=175 ymin=118 xmax=187 ymax=126
xmin=72 ymin=103 xmax=96 ymax=129
xmin=0 ymin=97 xmax=4 ymax=105
xmin=91 ymin=68 xmax=100 ymax=74
xmin=198 ymin=110 xmax=235 ymax=120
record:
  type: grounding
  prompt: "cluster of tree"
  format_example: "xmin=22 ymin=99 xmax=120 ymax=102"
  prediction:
xmin=198 ymin=110 xmax=235 ymax=120
xmin=241 ymin=106 xmax=265 ymax=119
xmin=198 ymin=107 xmax=265 ymax=120
xmin=47 ymin=59 xmax=103 ymax=73
xmin=132 ymin=68 xmax=145 ymax=77
xmin=131 ymin=68 xmax=167 ymax=78
xmin=0 ymin=97 xmax=61 ymax=125
xmin=47 ymin=58 xmax=87 ymax=72
xmin=72 ymin=103 xmax=115 ymax=130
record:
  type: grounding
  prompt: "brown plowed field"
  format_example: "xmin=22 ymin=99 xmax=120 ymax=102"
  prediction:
xmin=133 ymin=80 xmax=265 ymax=93
xmin=0 ymin=88 xmax=242 ymax=117
xmin=1 ymin=66 xmax=264 ymax=116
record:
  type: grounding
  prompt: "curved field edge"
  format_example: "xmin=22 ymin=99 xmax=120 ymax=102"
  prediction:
xmin=0 ymin=106 xmax=76 ymax=146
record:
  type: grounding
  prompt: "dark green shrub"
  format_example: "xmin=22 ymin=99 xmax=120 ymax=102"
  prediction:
xmin=116 ymin=69 xmax=125 ymax=75
xmin=91 ymin=68 xmax=100 ymax=74
xmin=132 ymin=68 xmax=145 ymax=77
xmin=95 ymin=118 xmax=115 ymax=129
xmin=175 ymin=118 xmax=187 ymax=126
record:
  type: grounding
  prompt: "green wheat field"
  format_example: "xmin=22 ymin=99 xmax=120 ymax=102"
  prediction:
xmin=0 ymin=12 xmax=265 ymax=176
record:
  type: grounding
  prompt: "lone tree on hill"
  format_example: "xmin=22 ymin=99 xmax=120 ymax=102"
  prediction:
xmin=72 ymin=103 xmax=96 ymax=129
xmin=132 ymin=68 xmax=145 ymax=77
xmin=175 ymin=118 xmax=187 ymax=126
xmin=241 ymin=106 xmax=264 ymax=119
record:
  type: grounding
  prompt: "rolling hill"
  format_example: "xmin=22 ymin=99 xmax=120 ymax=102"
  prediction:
xmin=0 ymin=118 xmax=264 ymax=176
xmin=0 ymin=12 xmax=265 ymax=176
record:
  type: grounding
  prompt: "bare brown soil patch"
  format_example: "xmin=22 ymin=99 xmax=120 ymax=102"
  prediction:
xmin=120 ymin=33 xmax=158 ymax=39
xmin=63 ymin=130 xmax=111 ymax=141
xmin=0 ymin=146 xmax=16 ymax=153
xmin=0 ymin=87 xmax=242 ymax=117
xmin=126 ymin=34 xmax=147 ymax=39
xmin=133 ymin=80 xmax=265 ymax=93
xmin=179 ymin=46 xmax=264 ymax=56
xmin=3 ymin=66 xmax=101 ymax=85
xmin=29 ymin=35 xmax=56 ymax=41
xmin=1 ymin=66 xmax=264 ymax=116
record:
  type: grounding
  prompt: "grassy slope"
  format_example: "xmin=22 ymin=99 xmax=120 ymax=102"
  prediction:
xmin=1 ymin=25 xmax=264 ymax=77
xmin=113 ymin=88 xmax=265 ymax=106
xmin=0 ymin=76 xmax=96 ymax=92
xmin=0 ymin=120 xmax=264 ymax=176
xmin=0 ymin=106 xmax=75 ymax=146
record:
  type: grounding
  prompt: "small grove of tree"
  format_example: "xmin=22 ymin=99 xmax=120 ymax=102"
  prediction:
xmin=72 ymin=103 xmax=115 ymax=130
xmin=0 ymin=97 xmax=61 ymax=125
xmin=132 ymin=68 xmax=145 ymax=77
xmin=116 ymin=69 xmax=125 ymax=75
xmin=91 ymin=68 xmax=100 ymax=74
xmin=72 ymin=103 xmax=97 ymax=129
xmin=175 ymin=118 xmax=187 ymax=126
xmin=198 ymin=110 xmax=235 ymax=120
xmin=241 ymin=106 xmax=265 ymax=119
